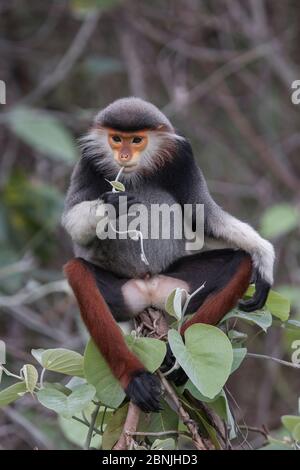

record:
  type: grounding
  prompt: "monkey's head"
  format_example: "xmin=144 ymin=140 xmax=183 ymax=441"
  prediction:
xmin=81 ymin=98 xmax=183 ymax=178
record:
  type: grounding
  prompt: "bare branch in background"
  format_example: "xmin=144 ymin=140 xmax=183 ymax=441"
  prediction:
xmin=20 ymin=11 xmax=101 ymax=105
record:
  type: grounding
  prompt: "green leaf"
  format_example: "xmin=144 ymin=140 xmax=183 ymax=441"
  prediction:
xmin=227 ymin=330 xmax=248 ymax=344
xmin=0 ymin=382 xmax=27 ymax=406
xmin=222 ymin=308 xmax=272 ymax=332
xmin=107 ymin=180 xmax=125 ymax=192
xmin=179 ymin=394 xmax=221 ymax=448
xmin=125 ymin=336 xmax=166 ymax=372
xmin=260 ymin=204 xmax=299 ymax=238
xmin=168 ymin=324 xmax=233 ymax=399
xmin=138 ymin=400 xmax=178 ymax=442
xmin=31 ymin=349 xmax=44 ymax=364
xmin=34 ymin=348 xmax=84 ymax=377
xmin=59 ymin=413 xmax=101 ymax=449
xmin=8 ymin=107 xmax=77 ymax=163
xmin=182 ymin=384 xmax=236 ymax=439
xmin=84 ymin=340 xmax=125 ymax=409
xmin=21 ymin=364 xmax=38 ymax=394
xmin=244 ymin=287 xmax=290 ymax=321
xmin=151 ymin=438 xmax=176 ymax=450
xmin=260 ymin=440 xmax=294 ymax=450
xmin=285 ymin=319 xmax=300 ymax=330
xmin=102 ymin=403 xmax=128 ymax=450
xmin=37 ymin=384 xmax=96 ymax=419
xmin=282 ymin=415 xmax=300 ymax=441
xmin=231 ymin=348 xmax=247 ymax=374
xmin=165 ymin=288 xmax=185 ymax=320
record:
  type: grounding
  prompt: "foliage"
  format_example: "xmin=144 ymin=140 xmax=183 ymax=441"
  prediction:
xmin=1 ymin=284 xmax=297 ymax=450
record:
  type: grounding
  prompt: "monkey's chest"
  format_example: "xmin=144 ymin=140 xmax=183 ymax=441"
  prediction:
xmin=83 ymin=189 xmax=187 ymax=278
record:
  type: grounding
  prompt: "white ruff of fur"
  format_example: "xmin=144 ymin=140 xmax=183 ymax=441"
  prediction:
xmin=213 ymin=212 xmax=275 ymax=285
xmin=79 ymin=129 xmax=184 ymax=184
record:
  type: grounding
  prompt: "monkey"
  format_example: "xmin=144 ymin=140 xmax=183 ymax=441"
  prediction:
xmin=62 ymin=97 xmax=275 ymax=413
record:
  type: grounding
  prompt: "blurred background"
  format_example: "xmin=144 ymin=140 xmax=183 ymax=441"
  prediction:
xmin=0 ymin=0 xmax=299 ymax=449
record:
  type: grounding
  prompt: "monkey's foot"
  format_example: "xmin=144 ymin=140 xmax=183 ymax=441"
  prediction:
xmin=125 ymin=371 xmax=162 ymax=413
xmin=160 ymin=344 xmax=188 ymax=386
xmin=239 ymin=276 xmax=270 ymax=312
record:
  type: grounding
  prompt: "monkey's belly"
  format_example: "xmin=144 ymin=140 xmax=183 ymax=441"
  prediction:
xmin=74 ymin=236 xmax=187 ymax=278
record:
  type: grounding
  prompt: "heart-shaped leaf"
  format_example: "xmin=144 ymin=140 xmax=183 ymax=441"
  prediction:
xmin=37 ymin=384 xmax=95 ymax=418
xmin=244 ymin=286 xmax=290 ymax=322
xmin=32 ymin=348 xmax=84 ymax=377
xmin=125 ymin=336 xmax=166 ymax=372
xmin=221 ymin=308 xmax=272 ymax=332
xmin=168 ymin=324 xmax=233 ymax=399
xmin=84 ymin=340 xmax=125 ymax=409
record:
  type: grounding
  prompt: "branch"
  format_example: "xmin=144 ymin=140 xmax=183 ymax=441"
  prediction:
xmin=113 ymin=403 xmax=141 ymax=450
xmin=158 ymin=371 xmax=207 ymax=451
xmin=247 ymin=352 xmax=300 ymax=370
xmin=20 ymin=11 xmax=101 ymax=105
xmin=84 ymin=402 xmax=101 ymax=450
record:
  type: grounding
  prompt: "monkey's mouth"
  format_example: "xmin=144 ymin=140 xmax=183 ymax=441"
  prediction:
xmin=118 ymin=162 xmax=138 ymax=171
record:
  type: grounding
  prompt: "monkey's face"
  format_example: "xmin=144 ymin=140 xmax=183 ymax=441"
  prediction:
xmin=81 ymin=125 xmax=181 ymax=179
xmin=107 ymin=129 xmax=148 ymax=172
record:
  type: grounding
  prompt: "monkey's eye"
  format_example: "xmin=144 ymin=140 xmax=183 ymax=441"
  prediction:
xmin=112 ymin=135 xmax=122 ymax=143
xmin=132 ymin=136 xmax=143 ymax=144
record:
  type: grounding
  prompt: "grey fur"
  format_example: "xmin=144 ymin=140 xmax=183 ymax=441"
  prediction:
xmin=73 ymin=186 xmax=187 ymax=278
xmin=95 ymin=97 xmax=173 ymax=132
xmin=62 ymin=98 xmax=275 ymax=285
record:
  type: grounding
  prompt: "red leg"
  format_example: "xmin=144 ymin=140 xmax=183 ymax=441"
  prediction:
xmin=180 ymin=254 xmax=252 ymax=334
xmin=64 ymin=258 xmax=161 ymax=412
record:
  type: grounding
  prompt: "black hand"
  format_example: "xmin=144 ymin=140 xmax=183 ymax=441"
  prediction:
xmin=160 ymin=344 xmax=188 ymax=386
xmin=101 ymin=192 xmax=140 ymax=219
xmin=239 ymin=272 xmax=270 ymax=312
xmin=125 ymin=371 xmax=162 ymax=413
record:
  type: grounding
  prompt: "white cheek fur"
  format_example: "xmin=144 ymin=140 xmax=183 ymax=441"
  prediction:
xmin=80 ymin=129 xmax=181 ymax=181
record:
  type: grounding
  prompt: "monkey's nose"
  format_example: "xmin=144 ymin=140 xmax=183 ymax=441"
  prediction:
xmin=120 ymin=153 xmax=130 ymax=160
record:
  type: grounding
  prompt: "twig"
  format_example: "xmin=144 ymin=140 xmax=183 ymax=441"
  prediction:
xmin=0 ymin=280 xmax=71 ymax=307
xmin=113 ymin=402 xmax=141 ymax=450
xmin=158 ymin=371 xmax=207 ymax=450
xmin=20 ymin=11 xmax=101 ymax=105
xmin=84 ymin=402 xmax=101 ymax=450
xmin=72 ymin=416 xmax=102 ymax=436
xmin=238 ymin=425 xmax=269 ymax=439
xmin=127 ymin=430 xmax=189 ymax=437
xmin=246 ymin=353 xmax=300 ymax=370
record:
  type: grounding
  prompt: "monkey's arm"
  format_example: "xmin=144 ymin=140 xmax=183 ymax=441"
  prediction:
xmin=203 ymin=188 xmax=275 ymax=311
xmin=61 ymin=160 xmax=109 ymax=246
xmin=62 ymin=200 xmax=107 ymax=245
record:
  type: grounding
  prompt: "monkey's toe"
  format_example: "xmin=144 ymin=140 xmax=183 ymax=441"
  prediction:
xmin=125 ymin=371 xmax=162 ymax=413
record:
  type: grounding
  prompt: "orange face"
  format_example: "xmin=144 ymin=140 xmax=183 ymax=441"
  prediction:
xmin=108 ymin=129 xmax=148 ymax=170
